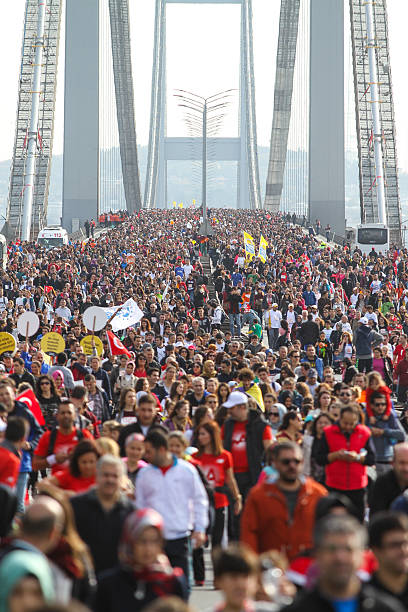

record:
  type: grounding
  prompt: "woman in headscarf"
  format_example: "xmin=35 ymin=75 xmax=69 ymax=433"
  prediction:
xmin=266 ymin=402 xmax=287 ymax=435
xmin=51 ymin=369 xmax=65 ymax=397
xmin=95 ymin=509 xmax=188 ymax=612
xmin=0 ymin=550 xmax=54 ymax=612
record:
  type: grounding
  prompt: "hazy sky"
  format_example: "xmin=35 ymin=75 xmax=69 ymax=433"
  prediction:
xmin=1 ymin=0 xmax=408 ymax=170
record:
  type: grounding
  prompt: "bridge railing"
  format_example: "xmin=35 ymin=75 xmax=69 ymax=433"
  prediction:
xmin=287 ymin=214 xmax=349 ymax=248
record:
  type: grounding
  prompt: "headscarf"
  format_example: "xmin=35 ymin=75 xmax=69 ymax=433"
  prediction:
xmin=0 ymin=551 xmax=54 ymax=612
xmin=270 ymin=403 xmax=287 ymax=433
xmin=118 ymin=508 xmax=164 ymax=570
xmin=51 ymin=369 xmax=65 ymax=386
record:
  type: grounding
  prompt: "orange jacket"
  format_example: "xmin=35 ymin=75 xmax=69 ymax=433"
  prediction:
xmin=241 ymin=478 xmax=327 ymax=562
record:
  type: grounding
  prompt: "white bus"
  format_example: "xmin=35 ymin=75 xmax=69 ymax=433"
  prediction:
xmin=356 ymin=223 xmax=389 ymax=255
xmin=37 ymin=226 xmax=69 ymax=248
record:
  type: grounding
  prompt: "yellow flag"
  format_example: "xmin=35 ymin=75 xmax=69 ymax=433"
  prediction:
xmin=243 ymin=231 xmax=256 ymax=260
xmin=41 ymin=351 xmax=52 ymax=366
xmin=173 ymin=201 xmax=177 ymax=208
xmin=258 ymin=235 xmax=268 ymax=263
xmin=179 ymin=202 xmax=183 ymax=209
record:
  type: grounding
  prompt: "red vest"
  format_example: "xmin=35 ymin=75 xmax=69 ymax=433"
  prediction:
xmin=324 ymin=424 xmax=371 ymax=491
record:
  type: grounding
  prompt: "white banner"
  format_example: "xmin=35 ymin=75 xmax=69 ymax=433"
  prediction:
xmin=102 ymin=298 xmax=144 ymax=332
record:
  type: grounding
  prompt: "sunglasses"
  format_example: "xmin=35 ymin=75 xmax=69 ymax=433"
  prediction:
xmin=340 ymin=392 xmax=351 ymax=397
xmin=279 ymin=458 xmax=302 ymax=466
xmin=270 ymin=412 xmax=280 ymax=417
xmin=40 ymin=381 xmax=50 ymax=386
xmin=373 ymin=402 xmax=386 ymax=407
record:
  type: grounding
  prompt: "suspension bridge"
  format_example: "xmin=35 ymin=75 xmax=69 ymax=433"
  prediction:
xmin=4 ymin=0 xmax=403 ymax=246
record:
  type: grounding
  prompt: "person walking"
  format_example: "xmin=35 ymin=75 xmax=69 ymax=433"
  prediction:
xmin=71 ymin=454 xmax=135 ymax=575
xmin=135 ymin=428 xmax=208 ymax=583
xmin=263 ymin=303 xmax=282 ymax=350
xmin=241 ymin=441 xmax=327 ymax=561
xmin=316 ymin=404 xmax=376 ymax=521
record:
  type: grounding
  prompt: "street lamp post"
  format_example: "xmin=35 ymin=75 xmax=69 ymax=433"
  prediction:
xmin=175 ymin=89 xmax=235 ymax=237
xmin=202 ymin=100 xmax=210 ymax=233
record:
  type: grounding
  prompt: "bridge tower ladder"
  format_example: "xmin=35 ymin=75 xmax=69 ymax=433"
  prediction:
xmin=349 ymin=0 xmax=402 ymax=246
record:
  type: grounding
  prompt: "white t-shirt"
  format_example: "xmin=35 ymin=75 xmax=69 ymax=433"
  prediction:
xmin=183 ymin=264 xmax=193 ymax=279
xmin=55 ymin=306 xmax=71 ymax=320
xmin=286 ymin=310 xmax=296 ymax=328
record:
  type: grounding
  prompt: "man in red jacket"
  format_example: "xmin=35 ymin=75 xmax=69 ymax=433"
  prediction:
xmin=241 ymin=441 xmax=327 ymax=561
xmin=316 ymin=404 xmax=376 ymax=521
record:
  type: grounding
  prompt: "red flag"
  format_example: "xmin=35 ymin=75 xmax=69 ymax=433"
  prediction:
xmin=44 ymin=286 xmax=53 ymax=294
xmin=106 ymin=330 xmax=132 ymax=358
xmin=17 ymin=389 xmax=45 ymax=426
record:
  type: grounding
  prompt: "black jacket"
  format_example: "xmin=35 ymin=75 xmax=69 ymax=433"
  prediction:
xmin=370 ymin=573 xmax=408 ymax=609
xmin=95 ymin=566 xmax=187 ymax=612
xmin=9 ymin=370 xmax=36 ymax=389
xmin=299 ymin=320 xmax=320 ymax=346
xmin=283 ymin=583 xmax=405 ymax=612
xmin=118 ymin=421 xmax=155 ymax=456
xmin=369 ymin=469 xmax=405 ymax=516
xmin=71 ymin=489 xmax=135 ymax=575
xmin=223 ymin=410 xmax=269 ymax=486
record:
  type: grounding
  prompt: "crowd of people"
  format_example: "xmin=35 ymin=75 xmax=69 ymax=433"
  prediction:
xmin=0 ymin=208 xmax=408 ymax=611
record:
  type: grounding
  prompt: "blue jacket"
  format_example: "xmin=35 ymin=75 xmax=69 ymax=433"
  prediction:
xmin=354 ymin=324 xmax=383 ymax=359
xmin=10 ymin=401 xmax=43 ymax=473
xmin=391 ymin=491 xmax=408 ymax=514
xmin=301 ymin=356 xmax=324 ymax=380
xmin=365 ymin=409 xmax=406 ymax=462
xmin=302 ymin=290 xmax=316 ymax=306
xmin=21 ymin=351 xmax=49 ymax=374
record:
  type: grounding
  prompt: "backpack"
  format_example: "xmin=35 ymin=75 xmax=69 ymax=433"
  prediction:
xmin=47 ymin=427 xmax=84 ymax=456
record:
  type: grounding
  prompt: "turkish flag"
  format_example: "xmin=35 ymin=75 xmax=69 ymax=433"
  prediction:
xmin=44 ymin=286 xmax=53 ymax=294
xmin=16 ymin=389 xmax=45 ymax=426
xmin=106 ymin=330 xmax=132 ymax=358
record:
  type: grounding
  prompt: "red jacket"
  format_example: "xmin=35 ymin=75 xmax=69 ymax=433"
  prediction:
xmin=324 ymin=423 xmax=371 ymax=490
xmin=241 ymin=478 xmax=327 ymax=561
xmin=0 ymin=443 xmax=20 ymax=489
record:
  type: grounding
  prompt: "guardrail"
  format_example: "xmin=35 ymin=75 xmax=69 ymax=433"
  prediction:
xmin=287 ymin=214 xmax=349 ymax=248
xmin=69 ymin=228 xmax=85 ymax=241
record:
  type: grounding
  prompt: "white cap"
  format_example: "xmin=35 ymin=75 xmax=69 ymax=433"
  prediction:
xmin=360 ymin=316 xmax=368 ymax=324
xmin=223 ymin=391 xmax=249 ymax=408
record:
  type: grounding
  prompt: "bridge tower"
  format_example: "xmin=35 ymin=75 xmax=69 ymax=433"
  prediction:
xmin=6 ymin=0 xmax=63 ymax=241
xmin=144 ymin=0 xmax=261 ymax=210
xmin=62 ymin=0 xmax=141 ymax=233
xmin=265 ymin=0 xmax=402 ymax=243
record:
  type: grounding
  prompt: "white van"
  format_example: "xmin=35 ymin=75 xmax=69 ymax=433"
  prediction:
xmin=355 ymin=223 xmax=389 ymax=256
xmin=37 ymin=226 xmax=69 ymax=248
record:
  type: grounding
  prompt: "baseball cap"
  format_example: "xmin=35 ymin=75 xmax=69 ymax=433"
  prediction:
xmin=360 ymin=317 xmax=368 ymax=324
xmin=223 ymin=391 xmax=249 ymax=408
xmin=307 ymin=369 xmax=318 ymax=378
